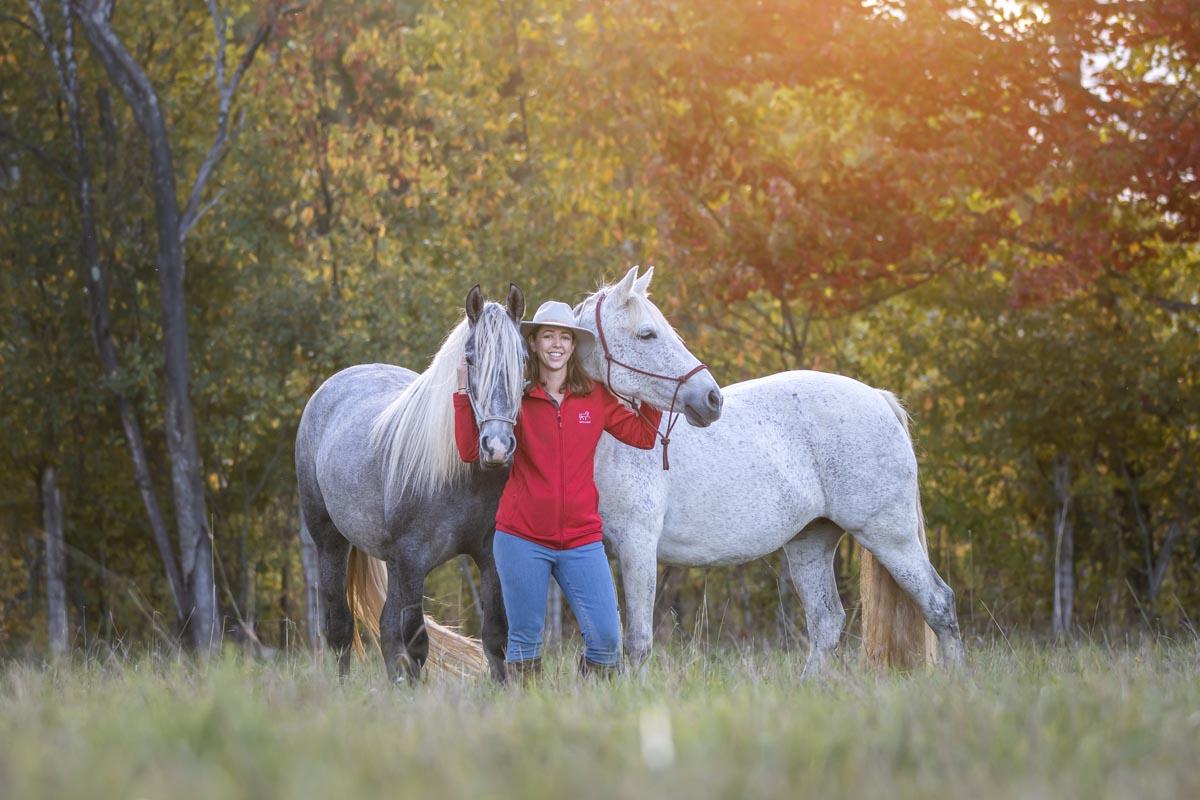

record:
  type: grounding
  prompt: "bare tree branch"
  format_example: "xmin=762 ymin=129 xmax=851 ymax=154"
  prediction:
xmin=1106 ymin=266 xmax=1200 ymax=315
xmin=1 ymin=12 xmax=40 ymax=38
xmin=179 ymin=1 xmax=284 ymax=243
xmin=0 ymin=119 xmax=75 ymax=184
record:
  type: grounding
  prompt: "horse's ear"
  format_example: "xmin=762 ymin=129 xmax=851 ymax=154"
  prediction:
xmin=506 ymin=283 xmax=525 ymax=323
xmin=614 ymin=265 xmax=640 ymax=300
xmin=633 ymin=265 xmax=654 ymax=296
xmin=465 ymin=284 xmax=483 ymax=324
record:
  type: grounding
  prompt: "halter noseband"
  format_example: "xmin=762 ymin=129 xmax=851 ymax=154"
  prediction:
xmin=465 ymin=354 xmax=519 ymax=429
xmin=593 ymin=291 xmax=709 ymax=469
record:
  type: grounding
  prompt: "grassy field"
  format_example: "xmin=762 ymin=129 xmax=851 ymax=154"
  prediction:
xmin=2 ymin=638 xmax=1198 ymax=800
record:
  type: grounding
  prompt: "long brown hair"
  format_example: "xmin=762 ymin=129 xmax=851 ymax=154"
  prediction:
xmin=524 ymin=327 xmax=594 ymax=396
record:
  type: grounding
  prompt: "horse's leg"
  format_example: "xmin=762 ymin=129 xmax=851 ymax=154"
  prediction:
xmin=613 ymin=532 xmax=659 ymax=673
xmin=854 ymin=508 xmax=966 ymax=669
xmin=379 ymin=555 xmax=429 ymax=684
xmin=472 ymin=549 xmax=509 ymax=683
xmin=783 ymin=520 xmax=846 ymax=678
xmin=307 ymin=511 xmax=355 ymax=677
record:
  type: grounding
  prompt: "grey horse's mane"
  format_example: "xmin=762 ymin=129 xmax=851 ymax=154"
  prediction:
xmin=369 ymin=303 xmax=524 ymax=504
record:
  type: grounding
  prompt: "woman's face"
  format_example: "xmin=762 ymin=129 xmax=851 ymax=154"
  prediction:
xmin=533 ymin=326 xmax=576 ymax=374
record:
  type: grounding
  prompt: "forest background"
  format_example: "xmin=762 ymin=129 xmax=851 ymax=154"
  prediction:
xmin=1 ymin=0 xmax=1196 ymax=657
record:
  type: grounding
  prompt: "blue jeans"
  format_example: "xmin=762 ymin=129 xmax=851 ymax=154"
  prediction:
xmin=492 ymin=531 xmax=622 ymax=665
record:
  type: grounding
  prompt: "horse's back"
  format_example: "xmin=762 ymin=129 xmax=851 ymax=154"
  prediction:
xmin=296 ymin=364 xmax=418 ymax=547
xmin=601 ymin=370 xmax=917 ymax=564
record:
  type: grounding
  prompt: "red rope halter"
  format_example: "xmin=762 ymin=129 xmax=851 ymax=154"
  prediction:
xmin=593 ymin=292 xmax=709 ymax=469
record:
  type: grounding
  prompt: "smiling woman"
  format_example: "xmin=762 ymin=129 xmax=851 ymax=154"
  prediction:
xmin=453 ymin=298 xmax=664 ymax=680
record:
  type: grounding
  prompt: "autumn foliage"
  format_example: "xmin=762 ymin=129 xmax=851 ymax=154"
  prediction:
xmin=0 ymin=0 xmax=1196 ymax=651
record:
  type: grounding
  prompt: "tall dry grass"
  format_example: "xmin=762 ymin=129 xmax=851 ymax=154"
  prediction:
xmin=1 ymin=637 xmax=1197 ymax=800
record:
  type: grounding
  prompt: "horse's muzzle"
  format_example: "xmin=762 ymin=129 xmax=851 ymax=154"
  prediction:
xmin=680 ymin=379 xmax=723 ymax=428
xmin=479 ymin=432 xmax=516 ymax=469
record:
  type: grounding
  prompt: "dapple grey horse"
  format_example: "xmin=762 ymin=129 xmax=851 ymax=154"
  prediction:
xmin=296 ymin=285 xmax=526 ymax=683
xmin=583 ymin=279 xmax=966 ymax=675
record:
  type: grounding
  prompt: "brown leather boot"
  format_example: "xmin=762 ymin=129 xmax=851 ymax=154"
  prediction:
xmin=505 ymin=657 xmax=542 ymax=685
xmin=578 ymin=655 xmax=620 ymax=680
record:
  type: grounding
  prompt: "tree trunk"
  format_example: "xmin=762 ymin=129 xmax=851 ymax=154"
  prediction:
xmin=1051 ymin=455 xmax=1074 ymax=639
xmin=238 ymin=524 xmax=253 ymax=634
xmin=279 ymin=546 xmax=291 ymax=648
xmin=41 ymin=465 xmax=68 ymax=657
xmin=458 ymin=555 xmax=484 ymax=625
xmin=775 ymin=553 xmax=797 ymax=648
xmin=736 ymin=565 xmax=754 ymax=641
xmin=29 ymin=0 xmax=189 ymax=632
xmin=298 ymin=509 xmax=323 ymax=652
xmin=79 ymin=6 xmax=218 ymax=651
xmin=653 ymin=566 xmax=680 ymax=643
xmin=545 ymin=580 xmax=563 ymax=646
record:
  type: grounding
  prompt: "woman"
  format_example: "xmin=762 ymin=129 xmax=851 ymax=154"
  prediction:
xmin=453 ymin=300 xmax=662 ymax=679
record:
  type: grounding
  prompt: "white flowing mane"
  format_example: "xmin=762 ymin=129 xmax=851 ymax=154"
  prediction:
xmin=369 ymin=303 xmax=524 ymax=503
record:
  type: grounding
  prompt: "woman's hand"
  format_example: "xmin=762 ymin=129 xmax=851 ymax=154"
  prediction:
xmin=457 ymin=359 xmax=468 ymax=393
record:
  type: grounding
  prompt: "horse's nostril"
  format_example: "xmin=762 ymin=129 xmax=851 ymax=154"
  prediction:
xmin=707 ymin=389 xmax=722 ymax=410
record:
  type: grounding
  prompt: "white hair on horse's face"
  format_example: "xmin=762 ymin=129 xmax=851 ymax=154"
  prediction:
xmin=370 ymin=301 xmax=523 ymax=504
xmin=622 ymin=291 xmax=685 ymax=345
xmin=469 ymin=302 xmax=526 ymax=420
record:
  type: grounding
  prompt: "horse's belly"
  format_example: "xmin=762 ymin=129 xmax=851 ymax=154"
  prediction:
xmin=656 ymin=523 xmax=800 ymax=566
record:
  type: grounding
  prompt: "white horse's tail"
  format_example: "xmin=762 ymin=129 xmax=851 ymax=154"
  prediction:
xmin=860 ymin=391 xmax=939 ymax=669
xmin=346 ymin=547 xmax=489 ymax=678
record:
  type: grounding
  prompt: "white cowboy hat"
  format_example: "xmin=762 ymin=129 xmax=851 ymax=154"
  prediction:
xmin=520 ymin=300 xmax=595 ymax=359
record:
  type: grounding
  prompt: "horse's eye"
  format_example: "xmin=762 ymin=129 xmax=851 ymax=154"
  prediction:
xmin=637 ymin=328 xmax=657 ymax=341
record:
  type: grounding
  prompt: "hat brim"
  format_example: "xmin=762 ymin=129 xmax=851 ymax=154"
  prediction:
xmin=520 ymin=320 xmax=595 ymax=359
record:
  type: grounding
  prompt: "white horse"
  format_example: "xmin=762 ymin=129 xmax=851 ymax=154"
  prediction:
xmin=577 ymin=273 xmax=966 ymax=675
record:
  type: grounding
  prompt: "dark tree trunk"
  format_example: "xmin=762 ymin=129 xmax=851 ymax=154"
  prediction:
xmin=30 ymin=0 xmax=189 ymax=629
xmin=77 ymin=4 xmax=231 ymax=651
xmin=1051 ymin=455 xmax=1074 ymax=639
xmin=41 ymin=465 xmax=68 ymax=657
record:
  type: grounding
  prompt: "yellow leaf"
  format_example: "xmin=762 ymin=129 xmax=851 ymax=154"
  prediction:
xmin=575 ymin=12 xmax=597 ymax=35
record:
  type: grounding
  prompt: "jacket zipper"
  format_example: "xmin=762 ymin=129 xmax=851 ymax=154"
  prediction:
xmin=556 ymin=400 xmax=565 ymax=548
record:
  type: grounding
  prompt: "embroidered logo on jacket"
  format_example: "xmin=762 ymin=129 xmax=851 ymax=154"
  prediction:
xmin=577 ymin=410 xmax=592 ymax=424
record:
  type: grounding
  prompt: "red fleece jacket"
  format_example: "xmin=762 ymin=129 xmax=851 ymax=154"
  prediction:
xmin=454 ymin=384 xmax=663 ymax=549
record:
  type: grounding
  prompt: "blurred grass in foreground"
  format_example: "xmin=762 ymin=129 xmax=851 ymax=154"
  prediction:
xmin=1 ymin=639 xmax=1198 ymax=800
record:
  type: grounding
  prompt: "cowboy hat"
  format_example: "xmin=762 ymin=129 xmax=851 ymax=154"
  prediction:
xmin=520 ymin=300 xmax=595 ymax=359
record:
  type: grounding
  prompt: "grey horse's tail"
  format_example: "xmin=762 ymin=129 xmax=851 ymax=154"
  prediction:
xmin=859 ymin=390 xmax=939 ymax=669
xmin=346 ymin=547 xmax=490 ymax=678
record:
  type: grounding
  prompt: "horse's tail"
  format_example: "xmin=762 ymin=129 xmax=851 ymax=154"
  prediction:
xmin=346 ymin=546 xmax=489 ymax=677
xmin=859 ymin=390 xmax=939 ymax=669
